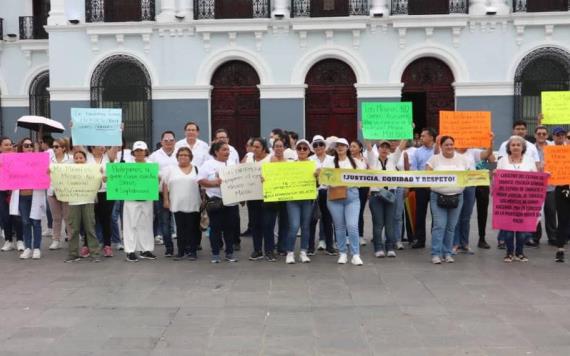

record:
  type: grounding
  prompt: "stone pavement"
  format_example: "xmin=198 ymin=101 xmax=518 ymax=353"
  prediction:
xmin=1 ymin=208 xmax=570 ymax=356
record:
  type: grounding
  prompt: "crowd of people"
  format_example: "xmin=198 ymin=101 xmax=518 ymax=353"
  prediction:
xmin=0 ymin=119 xmax=569 ymax=265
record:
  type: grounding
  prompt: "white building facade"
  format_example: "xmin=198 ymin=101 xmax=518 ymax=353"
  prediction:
xmin=1 ymin=0 xmax=569 ymax=150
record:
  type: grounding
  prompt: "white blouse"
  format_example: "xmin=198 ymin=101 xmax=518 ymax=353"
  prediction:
xmin=164 ymin=166 xmax=201 ymax=213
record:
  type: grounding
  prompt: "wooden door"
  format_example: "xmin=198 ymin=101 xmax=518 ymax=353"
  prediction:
xmin=402 ymin=57 xmax=455 ymax=130
xmin=527 ymin=0 xmax=568 ymax=12
xmin=105 ymin=0 xmax=142 ymax=22
xmin=305 ymin=59 xmax=357 ymax=141
xmin=408 ymin=0 xmax=449 ymax=15
xmin=216 ymin=0 xmax=253 ymax=19
xmin=211 ymin=61 xmax=260 ymax=157
xmin=311 ymin=0 xmax=349 ymax=17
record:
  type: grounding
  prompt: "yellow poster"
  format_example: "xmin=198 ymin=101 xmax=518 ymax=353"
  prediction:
xmin=262 ymin=161 xmax=317 ymax=202
xmin=51 ymin=164 xmax=102 ymax=203
xmin=541 ymin=91 xmax=570 ymax=124
xmin=319 ymin=168 xmax=490 ymax=188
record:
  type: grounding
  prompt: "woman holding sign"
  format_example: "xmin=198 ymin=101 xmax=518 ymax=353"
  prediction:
xmin=324 ymin=138 xmax=363 ymax=266
xmin=163 ymin=147 xmax=201 ymax=260
xmin=197 ymin=141 xmax=239 ymax=263
xmin=350 ymin=140 xmax=369 ymax=246
xmin=426 ymin=136 xmax=470 ymax=265
xmin=496 ymin=136 xmax=537 ymax=263
xmin=265 ymin=138 xmax=289 ymax=256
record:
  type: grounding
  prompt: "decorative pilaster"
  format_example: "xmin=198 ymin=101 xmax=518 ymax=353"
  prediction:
xmin=156 ymin=0 xmax=176 ymax=22
xmin=177 ymin=0 xmax=193 ymax=21
xmin=47 ymin=0 xmax=67 ymax=26
xmin=468 ymin=0 xmax=487 ymax=16
xmin=489 ymin=0 xmax=510 ymax=15
xmin=370 ymin=0 xmax=389 ymax=16
xmin=272 ymin=0 xmax=291 ymax=18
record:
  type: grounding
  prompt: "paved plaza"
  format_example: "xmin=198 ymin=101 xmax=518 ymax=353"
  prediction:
xmin=1 ymin=208 xmax=570 ymax=356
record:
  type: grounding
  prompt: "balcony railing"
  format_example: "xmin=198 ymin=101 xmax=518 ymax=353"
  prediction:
xmin=19 ymin=16 xmax=48 ymax=40
xmin=513 ymin=0 xmax=569 ymax=12
xmin=0 ymin=18 xmax=3 ymax=40
xmin=86 ymin=0 xmax=156 ymax=23
xmin=391 ymin=0 xmax=468 ymax=15
xmin=291 ymin=0 xmax=369 ymax=17
xmin=194 ymin=0 xmax=271 ymax=19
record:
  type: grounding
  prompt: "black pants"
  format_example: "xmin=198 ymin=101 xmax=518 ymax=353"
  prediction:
xmin=0 ymin=191 xmax=13 ymax=241
xmin=413 ymin=188 xmax=430 ymax=244
xmin=249 ymin=200 xmax=272 ymax=253
xmin=174 ymin=211 xmax=200 ymax=256
xmin=95 ymin=192 xmax=114 ymax=246
xmin=475 ymin=186 xmax=490 ymax=239
xmin=555 ymin=187 xmax=570 ymax=248
xmin=208 ymin=204 xmax=239 ymax=256
xmin=309 ymin=189 xmax=334 ymax=251
xmin=358 ymin=187 xmax=370 ymax=238
xmin=535 ymin=190 xmax=557 ymax=242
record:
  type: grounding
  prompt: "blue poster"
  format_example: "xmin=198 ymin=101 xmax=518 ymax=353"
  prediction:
xmin=71 ymin=108 xmax=122 ymax=146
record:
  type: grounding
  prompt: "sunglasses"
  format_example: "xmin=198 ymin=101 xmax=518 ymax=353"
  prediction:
xmin=53 ymin=145 xmax=61 ymax=149
xmin=23 ymin=144 xmax=33 ymax=148
xmin=567 ymin=136 xmax=570 ymax=140
xmin=312 ymin=142 xmax=325 ymax=148
xmin=296 ymin=146 xmax=309 ymax=151
xmin=536 ymin=132 xmax=547 ymax=136
xmin=162 ymin=139 xmax=175 ymax=143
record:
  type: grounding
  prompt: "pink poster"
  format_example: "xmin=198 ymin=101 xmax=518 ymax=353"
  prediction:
xmin=0 ymin=152 xmax=50 ymax=190
xmin=492 ymin=170 xmax=548 ymax=232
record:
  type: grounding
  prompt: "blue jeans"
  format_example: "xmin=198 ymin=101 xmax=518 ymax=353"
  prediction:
xmin=393 ymin=188 xmax=405 ymax=243
xmin=369 ymin=192 xmax=396 ymax=252
xmin=286 ymin=200 xmax=313 ymax=252
xmin=19 ymin=195 xmax=42 ymax=249
xmin=155 ymin=194 xmax=173 ymax=253
xmin=430 ymin=192 xmax=463 ymax=257
xmin=453 ymin=186 xmax=476 ymax=247
xmin=502 ymin=230 xmax=529 ymax=255
xmin=327 ymin=187 xmax=360 ymax=255
xmin=111 ymin=201 xmax=123 ymax=244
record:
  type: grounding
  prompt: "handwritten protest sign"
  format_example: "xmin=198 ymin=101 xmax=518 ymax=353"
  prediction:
xmin=544 ymin=145 xmax=570 ymax=185
xmin=50 ymin=164 xmax=102 ymax=203
xmin=361 ymin=102 xmax=413 ymax=140
xmin=319 ymin=168 xmax=490 ymax=188
xmin=106 ymin=163 xmax=159 ymax=201
xmin=0 ymin=152 xmax=50 ymax=190
xmin=439 ymin=111 xmax=491 ymax=148
xmin=220 ymin=163 xmax=263 ymax=205
xmin=492 ymin=170 xmax=548 ymax=232
xmin=262 ymin=161 xmax=317 ymax=202
xmin=71 ymin=108 xmax=122 ymax=146
xmin=541 ymin=91 xmax=570 ymax=124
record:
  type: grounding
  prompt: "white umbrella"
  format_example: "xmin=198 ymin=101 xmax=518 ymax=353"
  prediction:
xmin=16 ymin=115 xmax=65 ymax=135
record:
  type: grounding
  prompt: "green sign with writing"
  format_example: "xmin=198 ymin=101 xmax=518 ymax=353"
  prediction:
xmin=361 ymin=102 xmax=413 ymax=140
xmin=106 ymin=163 xmax=159 ymax=201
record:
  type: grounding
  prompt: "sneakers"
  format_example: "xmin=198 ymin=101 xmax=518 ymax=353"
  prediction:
xmin=187 ymin=252 xmax=197 ymax=261
xmin=32 ymin=249 xmax=41 ymax=259
xmin=432 ymin=256 xmax=442 ymax=264
xmin=49 ymin=240 xmax=61 ymax=250
xmin=337 ymin=253 xmax=348 ymax=264
xmin=306 ymin=250 xmax=316 ymax=256
xmin=504 ymin=254 xmax=513 ymax=263
xmin=164 ymin=251 xmax=174 ymax=258
xmin=42 ymin=228 xmax=53 ymax=237
xmin=80 ymin=246 xmax=90 ymax=258
xmin=16 ymin=241 xmax=25 ymax=251
xmin=20 ymin=248 xmax=32 ymax=259
xmin=359 ymin=237 xmax=367 ymax=246
xmin=497 ymin=242 xmax=506 ymax=250
xmin=375 ymin=250 xmax=386 ymax=258
xmin=140 ymin=251 xmax=157 ymax=260
xmin=233 ymin=243 xmax=241 ymax=251
xmin=126 ymin=252 xmax=138 ymax=262
xmin=555 ymin=251 xmax=565 ymax=263
xmin=103 ymin=245 xmax=113 ymax=257
xmin=387 ymin=250 xmax=397 ymax=258
xmin=116 ymin=243 xmax=124 ymax=251
xmin=351 ymin=255 xmax=363 ymax=266
xmin=265 ymin=251 xmax=277 ymax=262
xmin=211 ymin=255 xmax=221 ymax=264
xmin=1 ymin=241 xmax=14 ymax=251
xmin=285 ymin=252 xmax=295 ymax=264
xmin=225 ymin=254 xmax=238 ymax=263
xmin=396 ymin=242 xmax=404 ymax=250
xmin=64 ymin=256 xmax=80 ymax=263
xmin=249 ymin=251 xmax=264 ymax=261
xmin=154 ymin=235 xmax=164 ymax=245
xmin=325 ymin=248 xmax=339 ymax=256
xmin=515 ymin=254 xmax=529 ymax=262
xmin=458 ymin=246 xmax=474 ymax=255
xmin=317 ymin=240 xmax=326 ymax=251
xmin=300 ymin=251 xmax=311 ymax=263
xmin=444 ymin=255 xmax=454 ymax=263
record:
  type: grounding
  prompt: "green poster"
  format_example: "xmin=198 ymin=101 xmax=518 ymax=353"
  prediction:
xmin=361 ymin=102 xmax=413 ymax=140
xmin=106 ymin=163 xmax=159 ymax=201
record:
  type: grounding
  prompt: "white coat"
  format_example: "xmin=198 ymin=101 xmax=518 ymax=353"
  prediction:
xmin=9 ymin=190 xmax=47 ymax=220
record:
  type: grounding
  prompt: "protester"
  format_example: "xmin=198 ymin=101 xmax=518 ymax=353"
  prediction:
xmin=393 ymin=140 xmax=416 ymax=249
xmin=0 ymin=137 xmax=20 ymax=252
xmin=551 ymin=127 xmax=569 ymax=263
xmin=533 ymin=125 xmax=556 ymax=246
xmin=496 ymin=136 xmax=537 ymax=262
xmin=324 ymin=138 xmax=363 ymax=266
xmin=175 ymin=121 xmax=210 ymax=167
xmin=46 ymin=138 xmax=72 ymax=250
xmin=64 ymin=150 xmax=101 ymax=262
xmin=122 ymin=141 xmax=157 ymax=262
xmin=497 ymin=120 xmax=540 ymax=162
xmin=197 ymin=141 xmax=239 ymax=263
xmin=163 ymin=147 xmax=201 ymax=260
xmin=350 ymin=140 xmax=369 ymax=246
xmin=285 ymin=139 xmax=315 ymax=264
xmin=265 ymin=138 xmax=289 ymax=255
xmin=10 ymin=138 xmax=46 ymax=260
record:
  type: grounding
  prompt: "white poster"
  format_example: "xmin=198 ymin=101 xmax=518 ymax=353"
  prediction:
xmin=219 ymin=163 xmax=263 ymax=205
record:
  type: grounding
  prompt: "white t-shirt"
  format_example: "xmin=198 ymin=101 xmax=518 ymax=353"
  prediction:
xmin=323 ymin=157 xmax=363 ymax=188
xmin=496 ymin=154 xmax=537 ymax=172
xmin=455 ymin=149 xmax=482 ymax=170
xmin=208 ymin=144 xmax=240 ymax=165
xmin=86 ymin=152 xmax=110 ymax=193
xmin=113 ymin=149 xmax=134 ymax=163
xmin=149 ymin=148 xmax=178 ymax=187
xmin=196 ymin=159 xmax=237 ymax=203
xmin=48 ymin=153 xmax=73 ymax=197
xmin=310 ymin=154 xmax=333 ymax=190
xmin=498 ymin=139 xmax=540 ymax=162
xmin=396 ymin=147 xmax=416 ymax=171
xmin=245 ymin=154 xmax=271 ymax=164
xmin=427 ymin=153 xmax=470 ymax=195
xmin=283 ymin=148 xmax=298 ymax=161
xmin=163 ymin=165 xmax=201 ymax=213
xmin=175 ymin=138 xmax=210 ymax=167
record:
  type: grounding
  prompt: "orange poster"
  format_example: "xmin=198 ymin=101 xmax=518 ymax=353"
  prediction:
xmin=439 ymin=111 xmax=491 ymax=149
xmin=544 ymin=145 xmax=570 ymax=186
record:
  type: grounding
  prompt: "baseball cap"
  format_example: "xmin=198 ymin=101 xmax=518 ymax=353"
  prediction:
xmin=335 ymin=138 xmax=349 ymax=147
xmin=378 ymin=140 xmax=391 ymax=148
xmin=132 ymin=141 xmax=148 ymax=151
xmin=553 ymin=127 xmax=568 ymax=135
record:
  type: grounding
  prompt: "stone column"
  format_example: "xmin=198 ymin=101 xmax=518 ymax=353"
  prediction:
xmin=370 ymin=0 xmax=389 ymax=16
xmin=469 ymin=0 xmax=488 ymax=15
xmin=489 ymin=0 xmax=511 ymax=15
xmin=48 ymin=0 xmax=67 ymax=25
xmin=176 ymin=0 xmax=193 ymax=21
xmin=157 ymin=0 xmax=176 ymax=22
xmin=272 ymin=0 xmax=290 ymax=18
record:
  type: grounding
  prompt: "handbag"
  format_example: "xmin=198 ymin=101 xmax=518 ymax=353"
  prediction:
xmin=436 ymin=193 xmax=460 ymax=209
xmin=205 ymin=196 xmax=224 ymax=214
xmin=378 ymin=189 xmax=396 ymax=204
xmin=328 ymin=186 xmax=347 ymax=201
xmin=311 ymin=199 xmax=321 ymax=221
xmin=199 ymin=209 xmax=209 ymax=231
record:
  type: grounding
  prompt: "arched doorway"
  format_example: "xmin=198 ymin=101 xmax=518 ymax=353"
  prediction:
xmin=211 ymin=60 xmax=260 ymax=157
xmin=29 ymin=71 xmax=50 ymax=117
xmin=401 ymin=57 xmax=455 ymax=133
xmin=90 ymin=55 xmax=152 ymax=146
xmin=514 ymin=47 xmax=570 ymax=133
xmin=305 ymin=59 xmax=357 ymax=141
